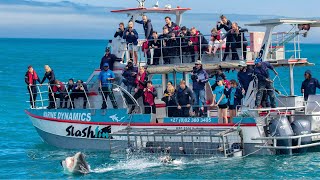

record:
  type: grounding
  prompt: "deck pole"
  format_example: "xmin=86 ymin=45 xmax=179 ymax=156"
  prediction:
xmin=289 ymin=64 xmax=294 ymax=96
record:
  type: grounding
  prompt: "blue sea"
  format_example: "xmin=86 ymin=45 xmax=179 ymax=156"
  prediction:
xmin=1 ymin=38 xmax=320 ymax=179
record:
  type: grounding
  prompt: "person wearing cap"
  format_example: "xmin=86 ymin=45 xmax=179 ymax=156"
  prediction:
xmin=135 ymin=15 xmax=153 ymax=40
xmin=25 ymin=65 xmax=40 ymax=108
xmin=237 ymin=65 xmax=254 ymax=95
xmin=122 ymin=60 xmax=138 ymax=93
xmin=99 ymin=47 xmax=118 ymax=71
xmin=69 ymin=79 xmax=88 ymax=109
xmin=301 ymin=70 xmax=320 ymax=101
xmin=99 ymin=63 xmax=118 ymax=109
xmin=191 ymin=60 xmax=209 ymax=117
xmin=123 ymin=21 xmax=139 ymax=65
xmin=254 ymin=58 xmax=278 ymax=108
xmin=211 ymin=77 xmax=229 ymax=123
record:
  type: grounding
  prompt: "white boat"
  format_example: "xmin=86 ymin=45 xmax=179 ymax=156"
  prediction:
xmin=25 ymin=0 xmax=320 ymax=157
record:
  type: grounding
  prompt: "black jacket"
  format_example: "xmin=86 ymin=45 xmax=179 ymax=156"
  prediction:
xmin=301 ymin=70 xmax=320 ymax=100
xmin=122 ymin=66 xmax=138 ymax=86
xmin=25 ymin=71 xmax=40 ymax=85
xmin=135 ymin=19 xmax=153 ymax=39
xmin=238 ymin=68 xmax=254 ymax=91
xmin=100 ymin=53 xmax=119 ymax=71
xmin=176 ymin=86 xmax=195 ymax=106
xmin=40 ymin=70 xmax=55 ymax=84
xmin=165 ymin=22 xmax=179 ymax=33
xmin=222 ymin=27 xmax=248 ymax=43
xmin=217 ymin=20 xmax=233 ymax=41
xmin=123 ymin=29 xmax=139 ymax=45
xmin=114 ymin=28 xmax=125 ymax=38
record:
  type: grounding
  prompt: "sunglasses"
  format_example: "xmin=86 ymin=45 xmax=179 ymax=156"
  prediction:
xmin=128 ymin=27 xmax=133 ymax=29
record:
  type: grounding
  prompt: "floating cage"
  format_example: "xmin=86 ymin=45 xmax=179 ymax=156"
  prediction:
xmin=109 ymin=128 xmax=243 ymax=157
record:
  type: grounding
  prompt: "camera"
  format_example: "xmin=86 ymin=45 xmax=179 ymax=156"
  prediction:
xmin=191 ymin=74 xmax=198 ymax=81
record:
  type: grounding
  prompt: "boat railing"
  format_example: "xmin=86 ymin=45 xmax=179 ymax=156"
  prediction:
xmin=25 ymin=83 xmax=141 ymax=112
xmin=119 ymin=30 xmax=306 ymax=67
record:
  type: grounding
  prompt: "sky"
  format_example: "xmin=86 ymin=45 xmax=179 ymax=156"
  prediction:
xmin=0 ymin=0 xmax=319 ymax=41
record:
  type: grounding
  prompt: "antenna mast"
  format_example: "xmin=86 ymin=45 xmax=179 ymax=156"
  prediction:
xmin=136 ymin=0 xmax=146 ymax=7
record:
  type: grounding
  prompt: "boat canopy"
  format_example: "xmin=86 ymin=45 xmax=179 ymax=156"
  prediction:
xmin=246 ymin=18 xmax=320 ymax=27
xmin=111 ymin=7 xmax=191 ymax=15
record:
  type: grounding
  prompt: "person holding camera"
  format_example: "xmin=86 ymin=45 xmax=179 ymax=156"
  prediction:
xmin=99 ymin=63 xmax=118 ymax=110
xmin=254 ymin=58 xmax=278 ymax=108
xmin=122 ymin=60 xmax=138 ymax=93
xmin=99 ymin=47 xmax=119 ymax=71
xmin=143 ymin=81 xmax=157 ymax=114
xmin=191 ymin=60 xmax=209 ymax=117
xmin=69 ymin=79 xmax=88 ymax=109
xmin=50 ymin=80 xmax=67 ymax=109
xmin=217 ymin=15 xmax=235 ymax=61
xmin=114 ymin=22 xmax=125 ymax=38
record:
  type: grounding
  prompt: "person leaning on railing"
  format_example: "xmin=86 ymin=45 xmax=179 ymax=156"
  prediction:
xmin=40 ymin=65 xmax=56 ymax=109
xmin=69 ymin=80 xmax=88 ymax=109
xmin=188 ymin=27 xmax=208 ymax=63
xmin=143 ymin=81 xmax=157 ymax=115
xmin=161 ymin=85 xmax=178 ymax=117
xmin=123 ymin=21 xmax=139 ymax=65
xmin=176 ymin=80 xmax=195 ymax=117
xmin=159 ymin=26 xmax=171 ymax=64
xmin=25 ymin=65 xmax=40 ymax=108
xmin=135 ymin=15 xmax=153 ymax=40
xmin=122 ymin=60 xmax=138 ymax=94
xmin=148 ymin=31 xmax=161 ymax=65
xmin=164 ymin=16 xmax=180 ymax=34
xmin=178 ymin=26 xmax=192 ymax=62
xmin=99 ymin=63 xmax=118 ymax=110
xmin=217 ymin=15 xmax=234 ymax=61
xmin=206 ymin=28 xmax=222 ymax=56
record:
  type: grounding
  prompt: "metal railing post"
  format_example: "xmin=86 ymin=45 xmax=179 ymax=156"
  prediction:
xmin=48 ymin=85 xmax=57 ymax=109
xmin=64 ymin=84 xmax=74 ymax=109
xmin=100 ymin=86 xmax=108 ymax=108
xmin=82 ymin=86 xmax=91 ymax=109
xmin=28 ymin=85 xmax=35 ymax=108
xmin=179 ymin=36 xmax=183 ymax=64
xmin=199 ymin=34 xmax=202 ymax=61
xmin=37 ymin=86 xmax=44 ymax=108
xmin=160 ymin=39 xmax=163 ymax=65
xmin=241 ymin=32 xmax=244 ymax=60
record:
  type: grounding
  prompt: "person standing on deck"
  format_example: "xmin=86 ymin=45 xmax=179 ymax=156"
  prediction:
xmin=63 ymin=78 xmax=74 ymax=108
xmin=226 ymin=80 xmax=243 ymax=123
xmin=237 ymin=66 xmax=254 ymax=95
xmin=221 ymin=22 xmax=248 ymax=60
xmin=148 ymin=31 xmax=161 ymax=65
xmin=122 ymin=60 xmax=138 ymax=94
xmin=188 ymin=27 xmax=208 ymax=63
xmin=40 ymin=65 xmax=56 ymax=109
xmin=164 ymin=16 xmax=180 ymax=34
xmin=129 ymin=66 xmax=148 ymax=113
xmin=51 ymin=80 xmax=67 ymax=109
xmin=99 ymin=63 xmax=118 ymax=110
xmin=99 ymin=47 xmax=120 ymax=71
xmin=143 ymin=81 xmax=157 ymax=115
xmin=114 ymin=22 xmax=125 ymax=38
xmin=176 ymin=80 xmax=195 ymax=117
xmin=162 ymin=85 xmax=178 ymax=117
xmin=217 ymin=15 xmax=236 ymax=61
xmin=25 ymin=65 xmax=40 ymax=108
xmin=254 ymin=58 xmax=278 ymax=108
xmin=191 ymin=60 xmax=209 ymax=117
xmin=123 ymin=21 xmax=139 ymax=65
xmin=301 ymin=70 xmax=320 ymax=101
xmin=135 ymin=15 xmax=153 ymax=40
xmin=211 ymin=77 xmax=229 ymax=123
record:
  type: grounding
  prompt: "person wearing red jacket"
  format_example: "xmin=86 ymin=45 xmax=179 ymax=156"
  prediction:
xmin=50 ymin=80 xmax=67 ymax=109
xmin=143 ymin=81 xmax=157 ymax=114
xmin=130 ymin=66 xmax=148 ymax=113
xmin=188 ymin=27 xmax=208 ymax=62
xmin=24 ymin=65 xmax=40 ymax=108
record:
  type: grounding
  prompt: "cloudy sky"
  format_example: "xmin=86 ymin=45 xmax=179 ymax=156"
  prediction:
xmin=0 ymin=0 xmax=319 ymax=42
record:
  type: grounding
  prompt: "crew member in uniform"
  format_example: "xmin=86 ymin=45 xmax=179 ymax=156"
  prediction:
xmin=301 ymin=70 xmax=320 ymax=101
xmin=99 ymin=63 xmax=118 ymax=109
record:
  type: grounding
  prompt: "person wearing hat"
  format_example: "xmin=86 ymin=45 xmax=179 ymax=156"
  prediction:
xmin=99 ymin=63 xmax=118 ymax=109
xmin=122 ymin=60 xmax=138 ymax=93
xmin=25 ymin=65 xmax=40 ymax=108
xmin=301 ymin=70 xmax=320 ymax=101
xmin=254 ymin=58 xmax=278 ymax=108
xmin=191 ymin=60 xmax=209 ymax=117
xmin=99 ymin=47 xmax=118 ymax=71
xmin=210 ymin=76 xmax=229 ymax=123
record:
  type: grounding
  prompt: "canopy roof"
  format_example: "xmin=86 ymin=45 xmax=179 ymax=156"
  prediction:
xmin=246 ymin=18 xmax=320 ymax=27
xmin=111 ymin=7 xmax=191 ymax=15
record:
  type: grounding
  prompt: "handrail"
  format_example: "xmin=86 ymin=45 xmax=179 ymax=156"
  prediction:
xmin=252 ymin=132 xmax=320 ymax=140
xmin=65 ymin=85 xmax=74 ymax=109
xmin=28 ymin=85 xmax=35 ymax=107
xmin=47 ymin=85 xmax=57 ymax=109
xmin=37 ymin=86 xmax=44 ymax=107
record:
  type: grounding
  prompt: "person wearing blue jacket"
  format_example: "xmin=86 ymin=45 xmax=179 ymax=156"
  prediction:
xmin=226 ymin=80 xmax=243 ymax=122
xmin=237 ymin=66 xmax=254 ymax=95
xmin=99 ymin=63 xmax=118 ymax=109
xmin=123 ymin=21 xmax=139 ymax=65
xmin=301 ymin=70 xmax=320 ymax=101
xmin=254 ymin=58 xmax=278 ymax=108
xmin=211 ymin=77 xmax=229 ymax=123
xmin=122 ymin=60 xmax=138 ymax=93
xmin=135 ymin=15 xmax=153 ymax=40
xmin=191 ymin=60 xmax=209 ymax=117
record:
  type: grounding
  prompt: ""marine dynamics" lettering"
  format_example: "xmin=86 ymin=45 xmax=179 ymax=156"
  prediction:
xmin=43 ymin=111 xmax=91 ymax=121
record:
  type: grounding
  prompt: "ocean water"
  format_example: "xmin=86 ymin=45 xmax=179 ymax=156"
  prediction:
xmin=1 ymin=38 xmax=320 ymax=179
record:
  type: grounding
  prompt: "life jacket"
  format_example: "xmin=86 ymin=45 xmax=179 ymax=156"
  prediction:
xmin=144 ymin=86 xmax=156 ymax=105
xmin=27 ymin=70 xmax=39 ymax=85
